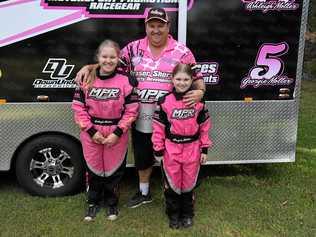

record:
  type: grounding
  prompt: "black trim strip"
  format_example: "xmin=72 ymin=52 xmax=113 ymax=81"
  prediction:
xmin=166 ymin=132 xmax=199 ymax=144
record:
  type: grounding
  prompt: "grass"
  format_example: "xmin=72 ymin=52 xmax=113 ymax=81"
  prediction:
xmin=0 ymin=81 xmax=315 ymax=237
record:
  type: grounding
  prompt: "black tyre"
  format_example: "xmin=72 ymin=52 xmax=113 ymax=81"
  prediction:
xmin=15 ymin=135 xmax=85 ymax=196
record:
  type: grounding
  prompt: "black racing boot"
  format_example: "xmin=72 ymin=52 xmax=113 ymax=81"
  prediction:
xmin=181 ymin=217 xmax=193 ymax=228
xmin=169 ymin=215 xmax=180 ymax=229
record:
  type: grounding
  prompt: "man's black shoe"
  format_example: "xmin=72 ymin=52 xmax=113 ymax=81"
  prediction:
xmin=127 ymin=191 xmax=153 ymax=208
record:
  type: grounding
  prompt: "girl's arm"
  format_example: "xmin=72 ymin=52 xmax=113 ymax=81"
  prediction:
xmin=113 ymin=82 xmax=140 ymax=137
xmin=197 ymin=103 xmax=212 ymax=154
xmin=152 ymin=102 xmax=168 ymax=158
xmin=71 ymin=85 xmax=95 ymax=136
xmin=103 ymin=81 xmax=139 ymax=147
xmin=75 ymin=64 xmax=98 ymax=84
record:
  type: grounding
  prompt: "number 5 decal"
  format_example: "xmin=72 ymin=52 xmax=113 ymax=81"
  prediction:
xmin=241 ymin=42 xmax=293 ymax=89
xmin=249 ymin=42 xmax=288 ymax=80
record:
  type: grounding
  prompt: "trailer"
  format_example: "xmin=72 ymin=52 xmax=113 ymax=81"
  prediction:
xmin=0 ymin=0 xmax=309 ymax=196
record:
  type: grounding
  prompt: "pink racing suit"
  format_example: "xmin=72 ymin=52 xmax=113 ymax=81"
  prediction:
xmin=72 ymin=70 xmax=139 ymax=177
xmin=152 ymin=90 xmax=212 ymax=194
xmin=120 ymin=35 xmax=200 ymax=134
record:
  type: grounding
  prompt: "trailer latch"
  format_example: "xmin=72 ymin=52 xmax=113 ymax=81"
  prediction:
xmin=244 ymin=97 xmax=253 ymax=103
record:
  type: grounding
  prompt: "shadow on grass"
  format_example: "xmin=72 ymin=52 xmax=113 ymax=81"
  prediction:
xmin=124 ymin=163 xmax=290 ymax=190
xmin=0 ymin=170 xmax=21 ymax=191
xmin=197 ymin=163 xmax=293 ymax=180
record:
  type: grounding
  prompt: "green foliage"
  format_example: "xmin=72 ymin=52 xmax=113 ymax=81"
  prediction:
xmin=304 ymin=58 xmax=316 ymax=76
xmin=305 ymin=1 xmax=316 ymax=63
xmin=309 ymin=0 xmax=316 ymax=32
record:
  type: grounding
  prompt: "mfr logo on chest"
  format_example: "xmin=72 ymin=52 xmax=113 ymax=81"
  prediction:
xmin=88 ymin=88 xmax=120 ymax=100
xmin=171 ymin=109 xmax=195 ymax=119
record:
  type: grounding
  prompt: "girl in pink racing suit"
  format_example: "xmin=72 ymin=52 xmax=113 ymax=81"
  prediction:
xmin=152 ymin=63 xmax=212 ymax=229
xmin=72 ymin=40 xmax=139 ymax=222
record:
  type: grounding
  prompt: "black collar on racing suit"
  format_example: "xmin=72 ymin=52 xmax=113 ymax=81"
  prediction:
xmin=172 ymin=87 xmax=193 ymax=100
xmin=96 ymin=67 xmax=117 ymax=80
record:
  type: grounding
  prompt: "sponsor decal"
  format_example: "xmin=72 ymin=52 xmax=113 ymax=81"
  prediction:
xmin=88 ymin=87 xmax=120 ymax=100
xmin=195 ymin=62 xmax=220 ymax=85
xmin=42 ymin=58 xmax=74 ymax=79
xmin=240 ymin=42 xmax=294 ymax=89
xmin=241 ymin=0 xmax=299 ymax=13
xmin=33 ymin=58 xmax=76 ymax=88
xmin=1 ymin=1 xmax=195 ymax=47
xmin=132 ymin=71 xmax=150 ymax=82
xmin=151 ymin=70 xmax=172 ymax=83
xmin=171 ymin=108 xmax=195 ymax=119
xmin=133 ymin=70 xmax=171 ymax=83
xmin=137 ymin=88 xmax=169 ymax=103
xmin=41 ymin=0 xmax=195 ymax=17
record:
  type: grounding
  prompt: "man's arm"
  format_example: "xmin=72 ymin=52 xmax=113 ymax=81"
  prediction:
xmin=183 ymin=78 xmax=205 ymax=107
xmin=75 ymin=64 xmax=98 ymax=84
xmin=192 ymin=78 xmax=206 ymax=92
xmin=180 ymin=47 xmax=206 ymax=106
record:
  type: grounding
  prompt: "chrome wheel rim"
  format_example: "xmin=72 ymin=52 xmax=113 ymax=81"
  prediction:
xmin=30 ymin=147 xmax=74 ymax=189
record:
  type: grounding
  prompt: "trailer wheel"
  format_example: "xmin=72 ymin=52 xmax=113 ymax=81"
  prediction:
xmin=15 ymin=135 xmax=85 ymax=196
